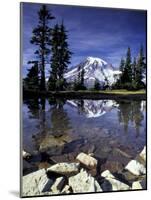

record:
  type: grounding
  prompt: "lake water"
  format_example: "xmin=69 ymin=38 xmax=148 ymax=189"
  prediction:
xmin=22 ymin=97 xmax=146 ymax=175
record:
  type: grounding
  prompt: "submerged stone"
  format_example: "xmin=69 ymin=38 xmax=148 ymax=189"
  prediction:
xmin=39 ymin=135 xmax=72 ymax=155
xmin=76 ymin=152 xmax=98 ymax=169
xmin=139 ymin=146 xmax=146 ymax=162
xmin=47 ymin=162 xmax=80 ymax=176
xmin=101 ymin=160 xmax=124 ymax=173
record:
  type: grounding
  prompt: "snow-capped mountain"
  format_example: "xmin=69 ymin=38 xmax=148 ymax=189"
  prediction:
xmin=64 ymin=57 xmax=121 ymax=87
xmin=67 ymin=99 xmax=118 ymax=118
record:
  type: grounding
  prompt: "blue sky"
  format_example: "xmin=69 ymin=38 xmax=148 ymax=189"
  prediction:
xmin=22 ymin=3 xmax=146 ymax=77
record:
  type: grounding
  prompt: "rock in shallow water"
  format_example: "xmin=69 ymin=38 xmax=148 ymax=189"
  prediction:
xmin=125 ymin=160 xmax=146 ymax=176
xmin=101 ymin=170 xmax=130 ymax=191
xmin=50 ymin=152 xmax=77 ymax=163
xmin=37 ymin=133 xmax=74 ymax=156
xmin=76 ymin=152 xmax=97 ymax=169
xmin=139 ymin=146 xmax=146 ymax=162
xmin=101 ymin=160 xmax=124 ymax=173
xmin=47 ymin=162 xmax=80 ymax=176
xmin=22 ymin=169 xmax=53 ymax=197
xmin=69 ymin=169 xmax=102 ymax=193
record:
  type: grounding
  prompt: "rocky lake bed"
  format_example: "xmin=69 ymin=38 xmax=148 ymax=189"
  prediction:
xmin=22 ymin=146 xmax=146 ymax=197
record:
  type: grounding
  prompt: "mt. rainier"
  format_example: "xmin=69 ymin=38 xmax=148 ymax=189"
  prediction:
xmin=64 ymin=57 xmax=121 ymax=88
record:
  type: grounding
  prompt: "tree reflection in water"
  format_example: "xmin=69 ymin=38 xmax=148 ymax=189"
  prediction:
xmin=23 ymin=97 xmax=40 ymax=119
xmin=23 ymin=98 xmax=146 ymax=152
xmin=48 ymin=97 xmax=72 ymax=137
xmin=24 ymin=97 xmax=47 ymax=133
xmin=117 ymin=100 xmax=145 ymax=136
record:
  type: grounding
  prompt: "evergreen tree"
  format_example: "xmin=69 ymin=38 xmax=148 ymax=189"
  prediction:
xmin=48 ymin=24 xmax=60 ymax=90
xmin=77 ymin=65 xmax=81 ymax=85
xmin=72 ymin=67 xmax=81 ymax=91
xmin=73 ymin=77 xmax=78 ymax=91
xmin=135 ymin=45 xmax=146 ymax=88
xmin=116 ymin=47 xmax=132 ymax=89
xmin=23 ymin=61 xmax=39 ymax=90
xmin=131 ymin=57 xmax=137 ymax=89
xmin=114 ymin=58 xmax=125 ymax=89
xmin=94 ymin=79 xmax=100 ymax=90
xmin=104 ymin=77 xmax=110 ymax=89
xmin=48 ymin=22 xmax=72 ymax=91
xmin=123 ymin=47 xmax=132 ymax=85
xmin=30 ymin=5 xmax=55 ymax=91
xmin=115 ymin=46 xmax=146 ymax=90
xmin=80 ymin=68 xmax=85 ymax=89
xmin=119 ymin=58 xmax=125 ymax=86
xmin=132 ymin=57 xmax=137 ymax=80
xmin=119 ymin=58 xmax=125 ymax=73
xmin=59 ymin=22 xmax=72 ymax=80
xmin=76 ymin=67 xmax=86 ymax=90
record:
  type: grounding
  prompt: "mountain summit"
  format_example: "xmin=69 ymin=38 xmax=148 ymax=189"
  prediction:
xmin=64 ymin=57 xmax=121 ymax=88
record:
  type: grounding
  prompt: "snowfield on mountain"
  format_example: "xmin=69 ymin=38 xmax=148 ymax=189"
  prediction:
xmin=64 ymin=57 xmax=121 ymax=88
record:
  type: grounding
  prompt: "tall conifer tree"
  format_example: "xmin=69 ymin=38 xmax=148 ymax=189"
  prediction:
xmin=135 ymin=45 xmax=146 ymax=88
xmin=119 ymin=58 xmax=125 ymax=86
xmin=123 ymin=47 xmax=132 ymax=84
xmin=30 ymin=5 xmax=55 ymax=91
xmin=48 ymin=22 xmax=72 ymax=91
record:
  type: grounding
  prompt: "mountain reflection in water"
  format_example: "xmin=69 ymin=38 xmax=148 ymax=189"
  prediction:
xmin=23 ymin=97 xmax=146 ymax=174
xmin=67 ymin=99 xmax=117 ymax=118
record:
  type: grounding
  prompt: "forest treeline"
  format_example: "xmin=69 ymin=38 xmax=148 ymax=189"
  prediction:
xmin=23 ymin=5 xmax=146 ymax=92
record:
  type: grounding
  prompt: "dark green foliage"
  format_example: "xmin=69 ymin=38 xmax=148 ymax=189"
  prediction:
xmin=122 ymin=47 xmax=132 ymax=86
xmin=131 ymin=57 xmax=137 ymax=90
xmin=132 ymin=57 xmax=137 ymax=80
xmin=81 ymin=68 xmax=85 ymax=88
xmin=119 ymin=58 xmax=125 ymax=73
xmin=48 ymin=22 xmax=72 ymax=91
xmin=48 ymin=24 xmax=60 ymax=91
xmin=135 ymin=45 xmax=146 ymax=89
xmin=94 ymin=79 xmax=100 ymax=90
xmin=115 ymin=46 xmax=146 ymax=90
xmin=116 ymin=47 xmax=133 ymax=90
xmin=103 ymin=77 xmax=110 ymax=90
xmin=119 ymin=58 xmax=125 ymax=86
xmin=23 ymin=61 xmax=39 ymax=90
xmin=73 ymin=78 xmax=78 ymax=90
xmin=73 ymin=66 xmax=86 ymax=90
xmin=30 ymin=5 xmax=55 ymax=91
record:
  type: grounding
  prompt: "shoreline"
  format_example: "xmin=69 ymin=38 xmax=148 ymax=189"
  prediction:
xmin=23 ymin=90 xmax=146 ymax=100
